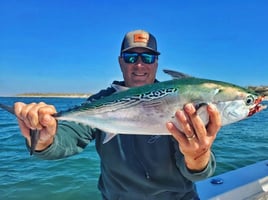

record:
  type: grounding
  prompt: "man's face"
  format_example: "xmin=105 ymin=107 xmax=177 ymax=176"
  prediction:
xmin=119 ymin=47 xmax=158 ymax=87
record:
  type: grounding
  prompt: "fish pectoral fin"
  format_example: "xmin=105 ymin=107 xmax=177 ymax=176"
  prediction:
xmin=103 ymin=132 xmax=117 ymax=144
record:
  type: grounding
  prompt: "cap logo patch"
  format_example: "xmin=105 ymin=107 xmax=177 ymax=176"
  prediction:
xmin=133 ymin=33 xmax=149 ymax=43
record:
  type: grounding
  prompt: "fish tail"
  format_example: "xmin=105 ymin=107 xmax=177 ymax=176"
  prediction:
xmin=0 ymin=103 xmax=15 ymax=115
xmin=30 ymin=129 xmax=40 ymax=155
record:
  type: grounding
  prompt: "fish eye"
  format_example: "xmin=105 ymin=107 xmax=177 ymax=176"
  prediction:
xmin=245 ymin=95 xmax=255 ymax=106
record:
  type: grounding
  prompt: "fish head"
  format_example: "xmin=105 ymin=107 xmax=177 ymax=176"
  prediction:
xmin=176 ymin=80 xmax=266 ymax=126
xmin=248 ymin=95 xmax=267 ymax=117
xmin=214 ymin=88 xmax=266 ymax=126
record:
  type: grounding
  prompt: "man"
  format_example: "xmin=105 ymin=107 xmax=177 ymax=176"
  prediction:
xmin=14 ymin=30 xmax=221 ymax=200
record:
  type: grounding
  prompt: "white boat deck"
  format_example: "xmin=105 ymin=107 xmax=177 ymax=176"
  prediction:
xmin=196 ymin=160 xmax=268 ymax=200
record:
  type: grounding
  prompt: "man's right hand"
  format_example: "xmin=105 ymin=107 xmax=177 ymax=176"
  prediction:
xmin=14 ymin=102 xmax=57 ymax=151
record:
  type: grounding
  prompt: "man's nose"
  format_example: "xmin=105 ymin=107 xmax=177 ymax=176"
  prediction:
xmin=135 ymin=56 xmax=144 ymax=66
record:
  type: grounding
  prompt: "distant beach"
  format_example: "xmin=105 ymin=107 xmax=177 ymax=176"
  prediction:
xmin=15 ymin=93 xmax=91 ymax=98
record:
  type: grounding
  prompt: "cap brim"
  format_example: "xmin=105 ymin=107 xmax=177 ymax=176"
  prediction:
xmin=121 ymin=47 xmax=160 ymax=55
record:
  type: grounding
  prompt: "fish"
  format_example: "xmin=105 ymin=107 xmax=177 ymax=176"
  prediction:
xmin=54 ymin=69 xmax=266 ymax=142
xmin=0 ymin=69 xmax=266 ymax=154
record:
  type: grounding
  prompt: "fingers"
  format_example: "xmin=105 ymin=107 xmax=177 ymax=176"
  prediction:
xmin=206 ymin=104 xmax=221 ymax=137
xmin=168 ymin=104 xmax=203 ymax=143
xmin=179 ymin=103 xmax=221 ymax=139
xmin=167 ymin=103 xmax=221 ymax=144
xmin=14 ymin=102 xmax=31 ymax=138
xmin=36 ymin=104 xmax=57 ymax=127
xmin=166 ymin=121 xmax=186 ymax=144
xmin=21 ymin=103 xmax=42 ymax=129
xmin=15 ymin=102 xmax=56 ymax=128
xmin=38 ymin=107 xmax=57 ymax=137
xmin=14 ymin=102 xmax=57 ymax=151
xmin=183 ymin=104 xmax=207 ymax=141
xmin=175 ymin=109 xmax=195 ymax=138
xmin=14 ymin=102 xmax=57 ymax=136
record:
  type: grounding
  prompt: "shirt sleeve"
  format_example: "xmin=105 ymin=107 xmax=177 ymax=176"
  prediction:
xmin=29 ymin=121 xmax=96 ymax=160
xmin=176 ymin=150 xmax=216 ymax=182
xmin=173 ymin=139 xmax=216 ymax=182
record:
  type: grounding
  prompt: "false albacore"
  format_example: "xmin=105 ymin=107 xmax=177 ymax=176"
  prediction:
xmin=0 ymin=69 xmax=266 ymax=154
xmin=54 ymin=69 xmax=266 ymax=143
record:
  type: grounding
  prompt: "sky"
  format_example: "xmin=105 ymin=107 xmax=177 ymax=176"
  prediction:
xmin=0 ymin=0 xmax=267 ymax=96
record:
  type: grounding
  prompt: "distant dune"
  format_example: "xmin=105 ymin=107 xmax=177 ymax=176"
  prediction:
xmin=16 ymin=93 xmax=91 ymax=98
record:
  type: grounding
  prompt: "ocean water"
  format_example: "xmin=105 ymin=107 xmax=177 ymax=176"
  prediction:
xmin=0 ymin=97 xmax=267 ymax=200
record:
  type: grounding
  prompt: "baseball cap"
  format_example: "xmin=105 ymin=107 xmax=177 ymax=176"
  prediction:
xmin=120 ymin=30 xmax=160 ymax=55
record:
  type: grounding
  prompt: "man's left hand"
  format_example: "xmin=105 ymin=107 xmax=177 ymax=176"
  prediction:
xmin=166 ymin=103 xmax=221 ymax=171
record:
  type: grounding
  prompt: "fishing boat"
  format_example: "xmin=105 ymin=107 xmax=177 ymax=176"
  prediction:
xmin=196 ymin=159 xmax=268 ymax=199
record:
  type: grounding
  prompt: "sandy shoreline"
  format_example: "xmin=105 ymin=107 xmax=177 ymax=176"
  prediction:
xmin=13 ymin=93 xmax=92 ymax=98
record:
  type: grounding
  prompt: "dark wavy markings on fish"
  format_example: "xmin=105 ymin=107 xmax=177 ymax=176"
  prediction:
xmin=140 ymin=88 xmax=178 ymax=100
xmin=100 ymin=88 xmax=178 ymax=108
xmin=131 ymin=87 xmax=177 ymax=101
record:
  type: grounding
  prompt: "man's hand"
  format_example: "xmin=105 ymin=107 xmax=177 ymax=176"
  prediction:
xmin=166 ymin=103 xmax=221 ymax=171
xmin=14 ymin=102 xmax=57 ymax=151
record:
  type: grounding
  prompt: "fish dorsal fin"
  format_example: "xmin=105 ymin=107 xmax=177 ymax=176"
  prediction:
xmin=111 ymin=84 xmax=129 ymax=92
xmin=163 ymin=69 xmax=192 ymax=79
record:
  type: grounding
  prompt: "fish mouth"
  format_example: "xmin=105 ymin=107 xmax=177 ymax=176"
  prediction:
xmin=248 ymin=96 xmax=267 ymax=117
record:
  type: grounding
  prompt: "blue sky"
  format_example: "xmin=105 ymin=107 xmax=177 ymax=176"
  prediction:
xmin=0 ymin=0 xmax=267 ymax=96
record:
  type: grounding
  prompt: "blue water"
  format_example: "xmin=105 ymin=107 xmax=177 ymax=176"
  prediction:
xmin=0 ymin=97 xmax=267 ymax=200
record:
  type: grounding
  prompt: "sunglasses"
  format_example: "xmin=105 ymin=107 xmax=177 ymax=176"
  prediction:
xmin=122 ymin=52 xmax=157 ymax=64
